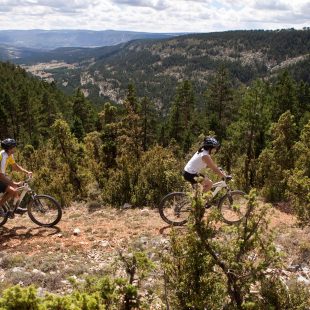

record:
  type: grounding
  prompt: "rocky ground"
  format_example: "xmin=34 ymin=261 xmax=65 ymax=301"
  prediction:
xmin=0 ymin=202 xmax=309 ymax=304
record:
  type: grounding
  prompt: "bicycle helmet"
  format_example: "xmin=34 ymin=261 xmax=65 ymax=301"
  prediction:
xmin=203 ymin=137 xmax=220 ymax=148
xmin=203 ymin=137 xmax=220 ymax=150
xmin=1 ymin=138 xmax=17 ymax=151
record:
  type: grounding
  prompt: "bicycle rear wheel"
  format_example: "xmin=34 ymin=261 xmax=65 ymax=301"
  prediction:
xmin=0 ymin=205 xmax=8 ymax=227
xmin=158 ymin=192 xmax=191 ymax=226
xmin=28 ymin=195 xmax=62 ymax=227
xmin=218 ymin=190 xmax=248 ymax=224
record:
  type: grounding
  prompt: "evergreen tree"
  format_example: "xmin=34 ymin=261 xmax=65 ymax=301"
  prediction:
xmin=71 ymin=117 xmax=85 ymax=141
xmin=102 ymin=85 xmax=143 ymax=206
xmin=0 ymin=91 xmax=11 ymax=138
xmin=272 ymin=71 xmax=299 ymax=120
xmin=39 ymin=92 xmax=59 ymax=130
xmin=72 ymin=89 xmax=96 ymax=135
xmin=296 ymin=80 xmax=310 ymax=129
xmin=287 ymin=120 xmax=310 ymax=226
xmin=83 ymin=131 xmax=105 ymax=193
xmin=50 ymin=119 xmax=93 ymax=198
xmin=117 ymin=84 xmax=143 ymax=159
xmin=225 ymin=80 xmax=272 ymax=190
xmin=205 ymin=66 xmax=234 ymax=139
xmin=167 ymin=80 xmax=196 ymax=152
xmin=99 ymin=102 xmax=119 ymax=169
xmin=257 ymin=111 xmax=298 ymax=201
xmin=140 ymin=97 xmax=158 ymax=151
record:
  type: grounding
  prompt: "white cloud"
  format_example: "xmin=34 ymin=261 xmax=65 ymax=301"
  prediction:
xmin=111 ymin=0 xmax=169 ymax=10
xmin=0 ymin=0 xmax=309 ymax=32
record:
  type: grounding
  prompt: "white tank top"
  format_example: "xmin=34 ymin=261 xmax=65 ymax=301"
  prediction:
xmin=184 ymin=150 xmax=209 ymax=174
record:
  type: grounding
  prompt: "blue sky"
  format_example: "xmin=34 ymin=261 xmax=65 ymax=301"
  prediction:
xmin=0 ymin=0 xmax=309 ymax=32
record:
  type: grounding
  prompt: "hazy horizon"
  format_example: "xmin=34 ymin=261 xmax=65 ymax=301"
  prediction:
xmin=0 ymin=0 xmax=309 ymax=33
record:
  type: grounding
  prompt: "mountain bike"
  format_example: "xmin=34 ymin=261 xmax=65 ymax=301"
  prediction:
xmin=0 ymin=177 xmax=62 ymax=227
xmin=158 ymin=176 xmax=249 ymax=226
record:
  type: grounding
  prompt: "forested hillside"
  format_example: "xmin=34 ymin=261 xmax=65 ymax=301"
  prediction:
xmin=0 ymin=26 xmax=309 ymax=307
xmin=0 ymin=58 xmax=309 ymax=220
xmin=0 ymin=62 xmax=96 ymax=147
xmin=16 ymin=29 xmax=310 ymax=106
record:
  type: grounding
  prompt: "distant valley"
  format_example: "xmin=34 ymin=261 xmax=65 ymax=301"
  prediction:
xmin=3 ymin=29 xmax=310 ymax=107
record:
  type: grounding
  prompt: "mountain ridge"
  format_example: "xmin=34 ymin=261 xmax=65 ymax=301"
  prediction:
xmin=0 ymin=29 xmax=180 ymax=51
xmin=5 ymin=29 xmax=310 ymax=106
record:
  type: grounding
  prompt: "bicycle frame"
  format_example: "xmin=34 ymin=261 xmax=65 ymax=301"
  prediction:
xmin=0 ymin=180 xmax=34 ymax=213
xmin=15 ymin=182 xmax=33 ymax=207
xmin=211 ymin=180 xmax=229 ymax=198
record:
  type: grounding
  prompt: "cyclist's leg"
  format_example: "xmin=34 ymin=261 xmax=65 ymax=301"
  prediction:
xmin=0 ymin=180 xmax=10 ymax=207
xmin=202 ymin=175 xmax=213 ymax=192
xmin=0 ymin=185 xmax=19 ymax=207
xmin=183 ymin=171 xmax=213 ymax=191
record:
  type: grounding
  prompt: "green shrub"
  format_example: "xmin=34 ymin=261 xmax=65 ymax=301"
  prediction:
xmin=132 ymin=145 xmax=185 ymax=207
xmin=162 ymin=188 xmax=309 ymax=309
xmin=0 ymin=285 xmax=41 ymax=310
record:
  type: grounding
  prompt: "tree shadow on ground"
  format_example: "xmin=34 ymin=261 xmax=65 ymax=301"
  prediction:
xmin=0 ymin=225 xmax=61 ymax=250
xmin=159 ymin=225 xmax=185 ymax=236
xmin=273 ymin=201 xmax=294 ymax=214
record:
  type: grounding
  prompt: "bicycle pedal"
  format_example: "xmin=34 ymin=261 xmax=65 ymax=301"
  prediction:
xmin=14 ymin=208 xmax=27 ymax=215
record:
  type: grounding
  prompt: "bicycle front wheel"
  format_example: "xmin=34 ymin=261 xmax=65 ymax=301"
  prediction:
xmin=158 ymin=192 xmax=191 ymax=226
xmin=28 ymin=195 xmax=62 ymax=227
xmin=219 ymin=190 xmax=249 ymax=224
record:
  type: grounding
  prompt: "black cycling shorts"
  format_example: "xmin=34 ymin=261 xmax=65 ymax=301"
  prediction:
xmin=0 ymin=180 xmax=8 ymax=193
xmin=183 ymin=171 xmax=204 ymax=185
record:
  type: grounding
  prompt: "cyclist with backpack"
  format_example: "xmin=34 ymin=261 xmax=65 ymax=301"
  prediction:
xmin=183 ymin=137 xmax=228 ymax=192
xmin=0 ymin=138 xmax=32 ymax=213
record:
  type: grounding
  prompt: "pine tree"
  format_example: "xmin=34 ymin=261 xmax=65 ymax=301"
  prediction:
xmin=204 ymin=66 xmax=234 ymax=139
xmin=140 ymin=96 xmax=158 ymax=151
xmin=51 ymin=119 xmax=91 ymax=198
xmin=257 ymin=111 xmax=298 ymax=201
xmin=225 ymin=79 xmax=273 ymax=190
xmin=72 ymin=89 xmax=96 ymax=136
xmin=167 ymin=80 xmax=196 ymax=152
xmin=272 ymin=71 xmax=299 ymax=120
xmin=99 ymin=102 xmax=119 ymax=169
xmin=287 ymin=120 xmax=310 ymax=226
xmin=101 ymin=85 xmax=143 ymax=206
xmin=118 ymin=84 xmax=143 ymax=159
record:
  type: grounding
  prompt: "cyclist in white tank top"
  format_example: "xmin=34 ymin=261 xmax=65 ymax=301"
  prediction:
xmin=183 ymin=137 xmax=228 ymax=192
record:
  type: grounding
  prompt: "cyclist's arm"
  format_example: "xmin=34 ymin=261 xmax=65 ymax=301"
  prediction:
xmin=11 ymin=163 xmax=32 ymax=176
xmin=202 ymin=155 xmax=226 ymax=178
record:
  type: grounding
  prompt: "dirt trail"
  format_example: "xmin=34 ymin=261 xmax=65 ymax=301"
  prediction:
xmin=1 ymin=202 xmax=308 ymax=297
xmin=0 ymin=204 xmax=171 ymax=255
xmin=0 ymin=203 xmax=298 ymax=256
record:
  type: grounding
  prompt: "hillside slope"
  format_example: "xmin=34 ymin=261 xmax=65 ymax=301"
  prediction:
xmin=0 ymin=203 xmax=309 ymax=300
xmin=17 ymin=29 xmax=310 ymax=106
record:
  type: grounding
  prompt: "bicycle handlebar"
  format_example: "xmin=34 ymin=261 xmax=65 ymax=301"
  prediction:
xmin=226 ymin=175 xmax=233 ymax=181
xmin=219 ymin=168 xmax=232 ymax=182
xmin=223 ymin=175 xmax=232 ymax=182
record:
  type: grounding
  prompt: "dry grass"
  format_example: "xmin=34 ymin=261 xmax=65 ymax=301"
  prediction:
xmin=0 ymin=201 xmax=308 ymax=294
